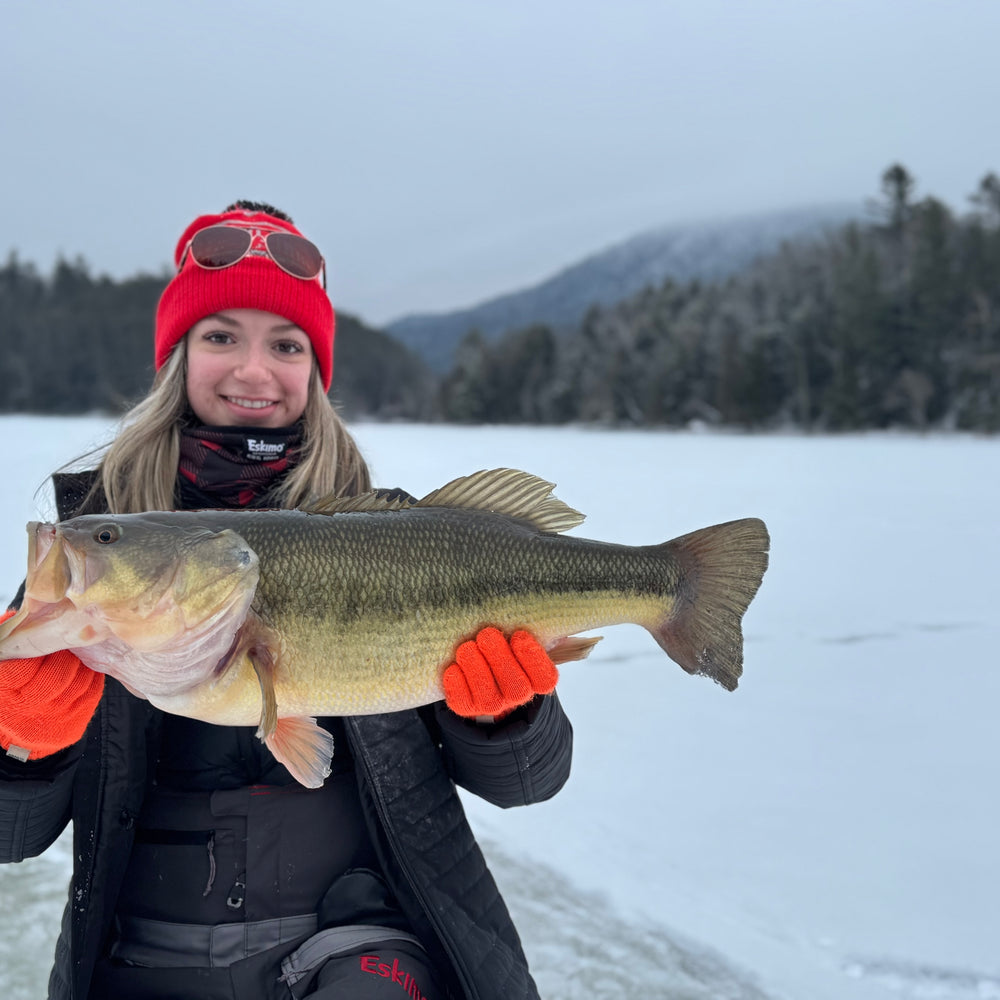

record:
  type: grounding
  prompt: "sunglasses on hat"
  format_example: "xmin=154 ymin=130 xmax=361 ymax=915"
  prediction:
xmin=179 ymin=225 xmax=326 ymax=289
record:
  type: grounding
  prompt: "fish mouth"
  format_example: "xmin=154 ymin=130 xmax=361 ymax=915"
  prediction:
xmin=30 ymin=520 xmax=100 ymax=610
xmin=30 ymin=521 xmax=56 ymax=567
xmin=0 ymin=522 xmax=104 ymax=657
xmin=28 ymin=521 xmax=71 ymax=603
xmin=0 ymin=519 xmax=260 ymax=665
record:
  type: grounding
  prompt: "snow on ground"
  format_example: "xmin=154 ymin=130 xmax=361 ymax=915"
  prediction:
xmin=0 ymin=416 xmax=997 ymax=1000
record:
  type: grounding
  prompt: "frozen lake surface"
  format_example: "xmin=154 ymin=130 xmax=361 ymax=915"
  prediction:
xmin=1 ymin=417 xmax=997 ymax=999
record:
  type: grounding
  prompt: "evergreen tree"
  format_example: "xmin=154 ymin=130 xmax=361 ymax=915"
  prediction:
xmin=879 ymin=163 xmax=916 ymax=233
xmin=438 ymin=330 xmax=495 ymax=423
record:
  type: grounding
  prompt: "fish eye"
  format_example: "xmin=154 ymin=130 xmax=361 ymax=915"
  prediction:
xmin=93 ymin=524 xmax=122 ymax=545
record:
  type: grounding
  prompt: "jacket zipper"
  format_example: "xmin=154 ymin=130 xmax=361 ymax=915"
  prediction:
xmin=347 ymin=716 xmax=478 ymax=1000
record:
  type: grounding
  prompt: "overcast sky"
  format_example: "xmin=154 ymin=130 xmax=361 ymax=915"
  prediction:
xmin=5 ymin=1 xmax=999 ymax=326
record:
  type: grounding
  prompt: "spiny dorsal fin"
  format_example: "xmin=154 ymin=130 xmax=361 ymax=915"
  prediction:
xmin=303 ymin=492 xmax=414 ymax=515
xmin=302 ymin=469 xmax=584 ymax=534
xmin=417 ymin=469 xmax=584 ymax=533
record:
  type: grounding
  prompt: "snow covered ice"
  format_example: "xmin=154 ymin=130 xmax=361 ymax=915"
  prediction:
xmin=1 ymin=416 xmax=997 ymax=1000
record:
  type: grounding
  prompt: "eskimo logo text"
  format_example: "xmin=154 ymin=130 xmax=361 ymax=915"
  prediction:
xmin=360 ymin=955 xmax=429 ymax=998
xmin=247 ymin=439 xmax=285 ymax=456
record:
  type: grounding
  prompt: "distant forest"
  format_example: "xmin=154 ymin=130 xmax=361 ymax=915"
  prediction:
xmin=2 ymin=165 xmax=999 ymax=430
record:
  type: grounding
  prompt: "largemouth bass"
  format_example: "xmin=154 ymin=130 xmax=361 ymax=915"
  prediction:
xmin=0 ymin=469 xmax=769 ymax=787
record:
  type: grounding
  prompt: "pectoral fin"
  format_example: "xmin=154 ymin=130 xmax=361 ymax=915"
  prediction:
xmin=248 ymin=643 xmax=280 ymax=742
xmin=264 ymin=717 xmax=335 ymax=789
xmin=244 ymin=632 xmax=334 ymax=788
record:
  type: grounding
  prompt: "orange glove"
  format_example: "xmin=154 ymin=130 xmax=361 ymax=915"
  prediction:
xmin=442 ymin=627 xmax=558 ymax=721
xmin=0 ymin=609 xmax=104 ymax=761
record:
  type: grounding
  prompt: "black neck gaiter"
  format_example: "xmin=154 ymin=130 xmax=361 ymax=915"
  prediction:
xmin=177 ymin=424 xmax=303 ymax=509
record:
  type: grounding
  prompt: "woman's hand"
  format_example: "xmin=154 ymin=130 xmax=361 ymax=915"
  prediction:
xmin=0 ymin=609 xmax=104 ymax=761
xmin=442 ymin=627 xmax=558 ymax=722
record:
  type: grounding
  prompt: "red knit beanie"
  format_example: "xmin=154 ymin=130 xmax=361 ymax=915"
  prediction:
xmin=155 ymin=204 xmax=335 ymax=390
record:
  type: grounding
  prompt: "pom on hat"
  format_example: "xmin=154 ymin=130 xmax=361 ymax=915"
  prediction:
xmin=155 ymin=202 xmax=335 ymax=390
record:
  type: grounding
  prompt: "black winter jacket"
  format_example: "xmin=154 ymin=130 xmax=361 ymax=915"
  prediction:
xmin=0 ymin=472 xmax=574 ymax=999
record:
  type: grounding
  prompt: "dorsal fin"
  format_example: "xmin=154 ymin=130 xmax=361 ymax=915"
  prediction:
xmin=304 ymin=492 xmax=414 ymax=515
xmin=417 ymin=469 xmax=584 ymax=533
xmin=303 ymin=469 xmax=585 ymax=534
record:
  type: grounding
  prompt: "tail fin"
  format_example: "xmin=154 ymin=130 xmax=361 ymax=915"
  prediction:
xmin=654 ymin=518 xmax=769 ymax=691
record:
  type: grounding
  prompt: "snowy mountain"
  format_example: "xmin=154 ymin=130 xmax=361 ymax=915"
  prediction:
xmin=386 ymin=203 xmax=861 ymax=372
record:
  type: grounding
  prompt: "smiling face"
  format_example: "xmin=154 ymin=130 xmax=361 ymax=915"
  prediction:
xmin=185 ymin=308 xmax=315 ymax=427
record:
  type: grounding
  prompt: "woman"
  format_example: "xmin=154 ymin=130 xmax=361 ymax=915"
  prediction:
xmin=0 ymin=202 xmax=573 ymax=1000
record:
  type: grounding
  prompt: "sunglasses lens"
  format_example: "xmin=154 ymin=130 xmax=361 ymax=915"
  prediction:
xmin=189 ymin=227 xmax=252 ymax=268
xmin=266 ymin=232 xmax=324 ymax=280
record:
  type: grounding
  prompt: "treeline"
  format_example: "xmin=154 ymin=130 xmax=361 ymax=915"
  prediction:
xmin=2 ymin=165 xmax=999 ymax=431
xmin=0 ymin=261 xmax=161 ymax=413
xmin=0 ymin=258 xmax=435 ymax=420
xmin=440 ymin=166 xmax=1000 ymax=431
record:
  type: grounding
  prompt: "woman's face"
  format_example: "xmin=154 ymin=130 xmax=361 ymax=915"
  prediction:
xmin=185 ymin=308 xmax=314 ymax=427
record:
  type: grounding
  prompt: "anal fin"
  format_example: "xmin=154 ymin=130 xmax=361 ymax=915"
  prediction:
xmin=548 ymin=635 xmax=603 ymax=664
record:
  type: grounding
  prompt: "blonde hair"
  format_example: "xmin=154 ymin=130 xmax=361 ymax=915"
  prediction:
xmin=88 ymin=339 xmax=370 ymax=514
